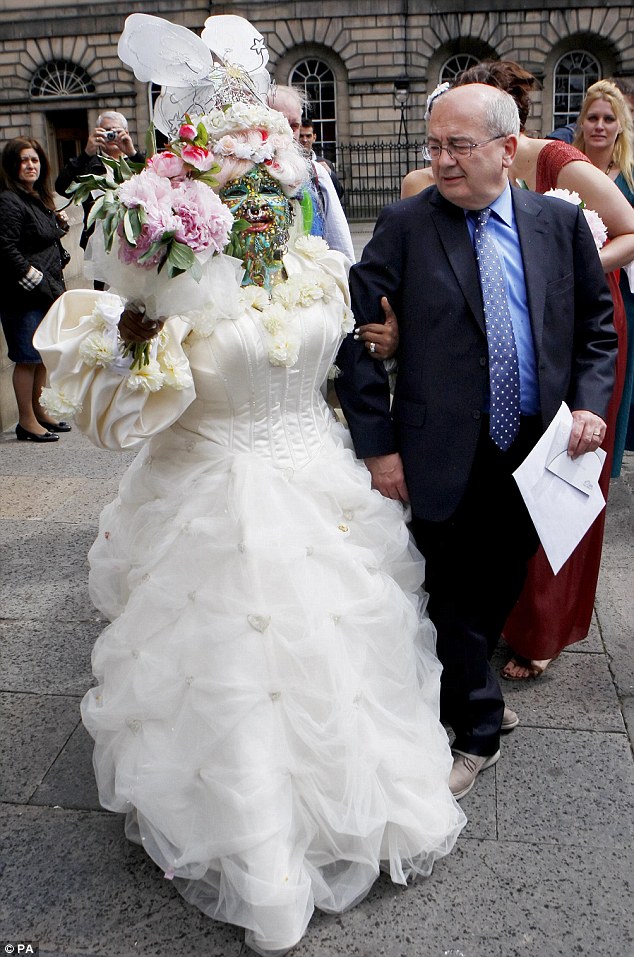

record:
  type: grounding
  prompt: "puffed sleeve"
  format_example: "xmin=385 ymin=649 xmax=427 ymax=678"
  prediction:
xmin=34 ymin=288 xmax=196 ymax=451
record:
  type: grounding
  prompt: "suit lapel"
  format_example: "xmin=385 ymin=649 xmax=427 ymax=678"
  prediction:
xmin=512 ymin=186 xmax=549 ymax=355
xmin=429 ymin=190 xmax=485 ymax=334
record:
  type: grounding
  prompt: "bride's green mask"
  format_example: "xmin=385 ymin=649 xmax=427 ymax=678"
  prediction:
xmin=220 ymin=167 xmax=293 ymax=289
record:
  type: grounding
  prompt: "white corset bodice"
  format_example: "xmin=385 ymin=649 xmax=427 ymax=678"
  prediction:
xmin=177 ymin=298 xmax=341 ymax=469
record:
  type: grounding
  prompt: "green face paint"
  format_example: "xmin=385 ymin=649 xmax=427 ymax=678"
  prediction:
xmin=220 ymin=167 xmax=293 ymax=289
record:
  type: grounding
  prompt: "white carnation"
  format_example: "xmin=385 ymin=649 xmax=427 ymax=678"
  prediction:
xmin=262 ymin=303 xmax=288 ymax=336
xmin=125 ymin=358 xmax=165 ymax=393
xmin=39 ymin=385 xmax=82 ymax=416
xmin=294 ymin=235 xmax=330 ymax=259
xmin=79 ymin=330 xmax=118 ymax=368
xmin=268 ymin=336 xmax=300 ymax=367
xmin=341 ymin=305 xmax=355 ymax=334
xmin=270 ymin=281 xmax=297 ymax=310
xmin=240 ymin=285 xmax=270 ymax=311
xmin=158 ymin=351 xmax=194 ymax=391
xmin=295 ymin=277 xmax=327 ymax=307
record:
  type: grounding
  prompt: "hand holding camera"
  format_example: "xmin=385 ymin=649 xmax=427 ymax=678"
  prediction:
xmin=85 ymin=125 xmax=136 ymax=158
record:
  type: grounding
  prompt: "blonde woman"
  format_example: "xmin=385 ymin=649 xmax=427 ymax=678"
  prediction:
xmin=573 ymin=79 xmax=634 ymax=478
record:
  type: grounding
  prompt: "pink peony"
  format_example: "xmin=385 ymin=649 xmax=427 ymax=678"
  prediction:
xmin=116 ymin=169 xmax=178 ymax=261
xmin=171 ymin=179 xmax=234 ymax=254
xmin=116 ymin=169 xmax=176 ymax=241
xmin=117 ymin=224 xmax=166 ymax=269
xmin=147 ymin=151 xmax=186 ymax=180
xmin=180 ymin=144 xmax=216 ymax=172
xmin=178 ymin=123 xmax=197 ymax=142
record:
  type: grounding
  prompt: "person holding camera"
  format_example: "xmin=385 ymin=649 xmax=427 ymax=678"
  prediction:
xmin=55 ymin=111 xmax=144 ymax=250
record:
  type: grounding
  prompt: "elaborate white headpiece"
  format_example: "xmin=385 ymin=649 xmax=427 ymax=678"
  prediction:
xmin=117 ymin=14 xmax=308 ymax=195
xmin=118 ymin=14 xmax=272 ymax=138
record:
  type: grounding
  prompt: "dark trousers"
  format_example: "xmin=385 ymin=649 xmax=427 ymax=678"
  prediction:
xmin=410 ymin=415 xmax=541 ymax=756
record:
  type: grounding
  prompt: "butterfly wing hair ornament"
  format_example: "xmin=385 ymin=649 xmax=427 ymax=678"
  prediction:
xmin=118 ymin=13 xmax=271 ymax=138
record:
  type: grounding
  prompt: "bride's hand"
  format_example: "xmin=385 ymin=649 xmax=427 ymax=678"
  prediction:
xmin=118 ymin=303 xmax=165 ymax=344
xmin=354 ymin=297 xmax=400 ymax=359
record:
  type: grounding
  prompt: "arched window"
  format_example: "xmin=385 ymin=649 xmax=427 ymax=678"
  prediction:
xmin=30 ymin=60 xmax=95 ymax=97
xmin=290 ymin=58 xmax=337 ymax=162
xmin=440 ymin=54 xmax=480 ymax=84
xmin=553 ymin=51 xmax=600 ymax=129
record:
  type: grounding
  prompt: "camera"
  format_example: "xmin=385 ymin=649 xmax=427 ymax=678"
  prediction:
xmin=105 ymin=130 xmax=117 ymax=141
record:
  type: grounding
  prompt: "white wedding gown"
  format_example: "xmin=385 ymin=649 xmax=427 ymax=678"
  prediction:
xmin=35 ymin=244 xmax=465 ymax=955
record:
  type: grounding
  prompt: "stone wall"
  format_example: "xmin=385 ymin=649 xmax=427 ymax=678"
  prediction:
xmin=215 ymin=0 xmax=634 ymax=140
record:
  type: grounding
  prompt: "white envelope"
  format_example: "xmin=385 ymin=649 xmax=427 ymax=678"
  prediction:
xmin=513 ymin=402 xmax=607 ymax=574
xmin=545 ymin=424 xmax=606 ymax=495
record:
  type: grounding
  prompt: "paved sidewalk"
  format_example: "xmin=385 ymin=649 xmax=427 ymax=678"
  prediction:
xmin=1 ymin=220 xmax=633 ymax=956
xmin=1 ymin=422 xmax=633 ymax=957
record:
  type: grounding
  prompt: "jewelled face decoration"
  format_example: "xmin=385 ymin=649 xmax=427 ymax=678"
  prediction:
xmin=220 ymin=166 xmax=292 ymax=287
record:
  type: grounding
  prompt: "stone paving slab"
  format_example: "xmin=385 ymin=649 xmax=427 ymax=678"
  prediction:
xmin=497 ymin=727 xmax=634 ymax=847
xmin=29 ymin=722 xmax=100 ymax=812
xmin=595 ymin=478 xmax=634 ymax=698
xmin=0 ymin=574 xmax=100 ymax=623
xmin=0 ymin=475 xmax=88 ymax=520
xmin=0 ymin=518 xmax=97 ymax=560
xmin=306 ymin=840 xmax=634 ymax=957
xmin=497 ymin=649 xmax=625 ymax=733
xmin=0 ymin=429 xmax=135 ymax=479
xmin=0 ymin=474 xmax=122 ymax=525
xmin=0 ymin=619 xmax=97 ymax=696
xmin=2 ymin=804 xmax=632 ymax=957
xmin=0 ymin=805 xmax=244 ymax=957
xmin=46 ymin=476 xmax=123 ymax=524
xmin=0 ymin=693 xmax=80 ymax=803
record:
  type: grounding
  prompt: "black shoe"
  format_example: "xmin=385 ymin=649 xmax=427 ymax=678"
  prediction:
xmin=16 ymin=423 xmax=59 ymax=443
xmin=36 ymin=419 xmax=71 ymax=432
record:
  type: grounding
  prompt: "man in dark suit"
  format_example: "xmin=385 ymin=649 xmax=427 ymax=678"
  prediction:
xmin=335 ymin=84 xmax=617 ymax=799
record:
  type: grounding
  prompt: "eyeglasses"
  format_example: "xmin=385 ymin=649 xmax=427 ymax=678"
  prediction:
xmin=422 ymin=134 xmax=506 ymax=161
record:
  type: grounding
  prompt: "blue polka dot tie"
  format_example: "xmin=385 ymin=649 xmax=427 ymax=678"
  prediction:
xmin=472 ymin=208 xmax=520 ymax=451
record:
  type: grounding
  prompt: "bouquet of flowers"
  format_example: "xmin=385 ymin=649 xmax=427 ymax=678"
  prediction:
xmin=542 ymin=188 xmax=608 ymax=250
xmin=67 ymin=117 xmax=235 ymax=366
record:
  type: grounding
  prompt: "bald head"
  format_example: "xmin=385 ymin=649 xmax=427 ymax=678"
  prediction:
xmin=433 ymin=84 xmax=520 ymax=138
xmin=267 ymin=85 xmax=304 ymax=140
xmin=428 ymin=84 xmax=519 ymax=210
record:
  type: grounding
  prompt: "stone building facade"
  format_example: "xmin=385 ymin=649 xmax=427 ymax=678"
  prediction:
xmin=1 ymin=0 xmax=633 ymax=427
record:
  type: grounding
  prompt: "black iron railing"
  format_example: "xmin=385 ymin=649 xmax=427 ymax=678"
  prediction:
xmin=335 ymin=141 xmax=426 ymax=220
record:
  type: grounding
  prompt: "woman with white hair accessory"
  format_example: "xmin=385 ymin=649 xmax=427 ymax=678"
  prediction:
xmin=34 ymin=13 xmax=464 ymax=956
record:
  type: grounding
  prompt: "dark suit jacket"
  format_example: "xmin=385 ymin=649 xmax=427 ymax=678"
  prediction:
xmin=335 ymin=184 xmax=617 ymax=522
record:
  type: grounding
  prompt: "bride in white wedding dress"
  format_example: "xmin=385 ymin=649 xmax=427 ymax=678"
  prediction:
xmin=34 ymin=17 xmax=465 ymax=956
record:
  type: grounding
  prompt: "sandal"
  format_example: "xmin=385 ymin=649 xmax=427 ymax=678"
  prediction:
xmin=501 ymin=655 xmax=558 ymax=681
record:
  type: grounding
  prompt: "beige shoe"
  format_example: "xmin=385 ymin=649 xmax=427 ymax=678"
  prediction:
xmin=501 ymin=706 xmax=519 ymax=731
xmin=449 ymin=749 xmax=500 ymax=800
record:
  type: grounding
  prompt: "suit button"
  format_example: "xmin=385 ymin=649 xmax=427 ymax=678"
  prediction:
xmin=480 ymin=356 xmax=487 ymax=367
xmin=472 ymin=410 xmax=481 ymax=419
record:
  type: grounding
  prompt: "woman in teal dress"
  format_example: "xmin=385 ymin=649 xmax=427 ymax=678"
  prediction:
xmin=573 ymin=79 xmax=634 ymax=476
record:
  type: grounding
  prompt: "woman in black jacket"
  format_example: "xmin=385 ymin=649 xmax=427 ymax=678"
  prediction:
xmin=0 ymin=137 xmax=69 ymax=442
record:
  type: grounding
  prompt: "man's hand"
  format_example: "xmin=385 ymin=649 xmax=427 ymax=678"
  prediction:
xmin=354 ymin=296 xmax=399 ymax=360
xmin=84 ymin=127 xmax=104 ymax=157
xmin=118 ymin=303 xmax=164 ymax=345
xmin=364 ymin=452 xmax=410 ymax=503
xmin=568 ymin=410 xmax=607 ymax=458
xmin=118 ymin=129 xmax=137 ymax=158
